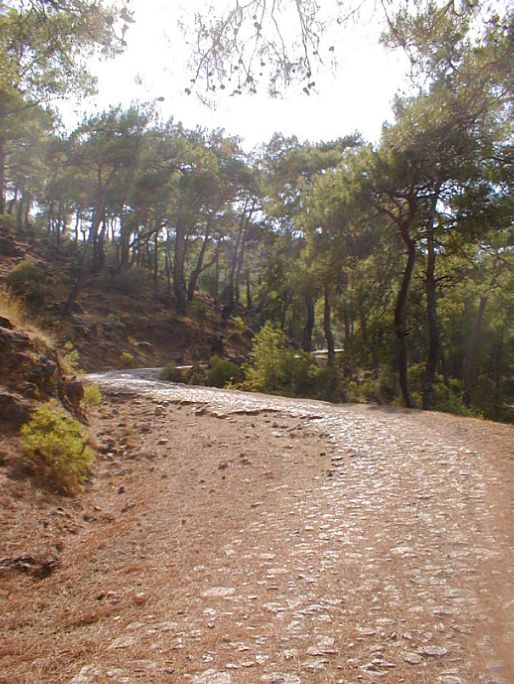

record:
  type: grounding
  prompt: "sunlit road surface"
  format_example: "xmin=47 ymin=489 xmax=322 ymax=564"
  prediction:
xmin=77 ymin=368 xmax=513 ymax=684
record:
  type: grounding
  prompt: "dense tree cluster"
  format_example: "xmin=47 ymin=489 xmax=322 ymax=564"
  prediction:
xmin=0 ymin=0 xmax=512 ymax=420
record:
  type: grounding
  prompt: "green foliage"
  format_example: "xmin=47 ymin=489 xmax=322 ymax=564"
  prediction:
xmin=119 ymin=351 xmax=134 ymax=367
xmin=232 ymin=316 xmax=248 ymax=334
xmin=206 ymin=355 xmax=242 ymax=388
xmin=98 ymin=267 xmax=149 ymax=296
xmin=1 ymin=1 xmax=131 ymax=102
xmin=312 ymin=364 xmax=347 ymax=403
xmin=243 ymin=321 xmax=290 ymax=393
xmin=241 ymin=322 xmax=344 ymax=400
xmin=159 ymin=361 xmax=183 ymax=382
xmin=21 ymin=399 xmax=95 ymax=494
xmin=5 ymin=259 xmax=51 ymax=305
xmin=346 ymin=366 xmax=399 ymax=405
xmin=407 ymin=364 xmax=482 ymax=418
xmin=83 ymin=384 xmax=102 ymax=406
xmin=183 ymin=362 xmax=208 ymax=386
xmin=62 ymin=341 xmax=82 ymax=374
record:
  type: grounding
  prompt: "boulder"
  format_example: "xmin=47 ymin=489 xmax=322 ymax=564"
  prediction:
xmin=136 ymin=341 xmax=153 ymax=353
xmin=0 ymin=392 xmax=34 ymax=426
xmin=29 ymin=358 xmax=60 ymax=395
xmin=0 ymin=316 xmax=13 ymax=330
xmin=63 ymin=379 xmax=84 ymax=409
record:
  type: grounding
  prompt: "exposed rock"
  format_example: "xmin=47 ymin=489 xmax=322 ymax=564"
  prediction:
xmin=108 ymin=635 xmax=137 ymax=650
xmin=69 ymin=665 xmax=103 ymax=684
xmin=201 ymin=587 xmax=235 ymax=598
xmin=418 ymin=645 xmax=450 ymax=657
xmin=136 ymin=340 xmax=154 ymax=353
xmin=260 ymin=676 xmax=302 ymax=684
xmin=403 ymin=652 xmax=423 ymax=665
xmin=0 ymin=320 xmax=84 ymax=428
xmin=0 ymin=552 xmax=59 ymax=579
xmin=29 ymin=358 xmax=60 ymax=393
xmin=63 ymin=379 xmax=85 ymax=412
xmin=193 ymin=671 xmax=232 ymax=684
xmin=0 ymin=392 xmax=34 ymax=426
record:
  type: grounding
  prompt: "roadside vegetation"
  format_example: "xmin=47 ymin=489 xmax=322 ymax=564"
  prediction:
xmin=20 ymin=400 xmax=95 ymax=495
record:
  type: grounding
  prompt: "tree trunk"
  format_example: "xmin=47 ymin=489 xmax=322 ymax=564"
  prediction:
xmin=213 ymin=247 xmax=220 ymax=305
xmin=91 ymin=211 xmax=105 ymax=272
xmin=226 ymin=210 xmax=247 ymax=311
xmin=64 ymin=207 xmax=103 ymax=315
xmin=16 ymin=197 xmax=23 ymax=228
xmin=343 ymin=307 xmax=351 ymax=346
xmin=234 ymin=230 xmax=248 ymax=307
xmin=495 ymin=324 xmax=504 ymax=393
xmin=153 ymin=231 xmax=159 ymax=294
xmin=96 ymin=215 xmax=107 ymax=271
xmin=173 ymin=224 xmax=188 ymax=313
xmin=302 ymin=294 xmax=315 ymax=352
xmin=438 ymin=344 xmax=450 ymax=388
xmin=47 ymin=201 xmax=54 ymax=235
xmin=246 ymin=270 xmax=252 ymax=312
xmin=358 ymin=294 xmax=368 ymax=346
xmin=165 ymin=255 xmax=172 ymax=296
xmin=422 ymin=186 xmax=442 ymax=410
xmin=463 ymin=295 xmax=488 ymax=407
xmin=0 ymin=135 xmax=5 ymax=215
xmin=23 ymin=194 xmax=30 ymax=228
xmin=394 ymin=221 xmax=416 ymax=408
xmin=74 ymin=208 xmax=81 ymax=243
xmin=7 ymin=187 xmax=17 ymax=215
xmin=187 ymin=220 xmax=211 ymax=302
xmin=323 ymin=286 xmax=335 ymax=364
xmin=280 ymin=290 xmax=291 ymax=332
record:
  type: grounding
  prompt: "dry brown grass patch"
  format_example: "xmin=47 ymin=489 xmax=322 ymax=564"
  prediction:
xmin=0 ymin=287 xmax=55 ymax=347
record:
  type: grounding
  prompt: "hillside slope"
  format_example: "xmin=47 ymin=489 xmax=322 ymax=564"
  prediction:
xmin=0 ymin=221 xmax=251 ymax=373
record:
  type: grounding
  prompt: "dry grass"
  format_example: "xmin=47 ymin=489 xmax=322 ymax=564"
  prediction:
xmin=0 ymin=287 xmax=55 ymax=347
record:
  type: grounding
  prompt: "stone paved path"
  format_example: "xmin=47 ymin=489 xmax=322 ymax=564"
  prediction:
xmin=2 ymin=370 xmax=512 ymax=684
xmin=67 ymin=370 xmax=513 ymax=684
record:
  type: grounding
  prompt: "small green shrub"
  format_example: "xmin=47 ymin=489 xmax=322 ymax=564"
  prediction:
xmin=312 ymin=364 xmax=346 ymax=402
xmin=21 ymin=400 xmax=95 ymax=494
xmin=243 ymin=321 xmax=290 ymax=392
xmin=190 ymin=298 xmax=207 ymax=317
xmin=99 ymin=267 xmax=148 ymax=296
xmin=207 ymin=356 xmax=243 ymax=388
xmin=232 ymin=316 xmax=248 ymax=334
xmin=159 ymin=361 xmax=183 ymax=382
xmin=83 ymin=384 xmax=102 ymax=405
xmin=119 ymin=351 xmax=134 ymax=367
xmin=6 ymin=259 xmax=50 ymax=304
xmin=184 ymin=362 xmax=208 ymax=385
xmin=62 ymin=341 xmax=82 ymax=374
xmin=241 ymin=322 xmax=335 ymax=399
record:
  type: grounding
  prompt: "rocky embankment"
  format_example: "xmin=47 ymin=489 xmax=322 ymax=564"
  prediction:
xmin=0 ymin=317 xmax=83 ymax=430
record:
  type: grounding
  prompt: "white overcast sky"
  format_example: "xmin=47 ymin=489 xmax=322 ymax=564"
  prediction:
xmin=60 ymin=0 xmax=410 ymax=149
